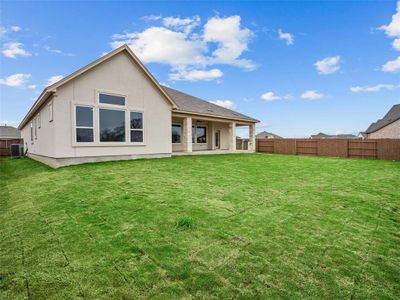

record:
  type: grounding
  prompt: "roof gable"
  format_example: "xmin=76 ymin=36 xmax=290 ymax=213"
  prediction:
xmin=19 ymin=45 xmax=177 ymax=129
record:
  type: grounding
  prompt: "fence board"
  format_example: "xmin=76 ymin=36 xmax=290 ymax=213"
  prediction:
xmin=0 ymin=139 xmax=23 ymax=156
xmin=256 ymin=138 xmax=400 ymax=160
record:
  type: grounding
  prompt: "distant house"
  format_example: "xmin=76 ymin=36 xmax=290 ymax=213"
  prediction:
xmin=0 ymin=125 xmax=22 ymax=156
xmin=256 ymin=131 xmax=282 ymax=139
xmin=363 ymin=104 xmax=400 ymax=139
xmin=0 ymin=125 xmax=21 ymax=139
xmin=311 ymin=132 xmax=360 ymax=139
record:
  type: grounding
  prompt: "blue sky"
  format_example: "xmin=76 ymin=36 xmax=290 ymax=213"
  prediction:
xmin=1 ymin=1 xmax=399 ymax=137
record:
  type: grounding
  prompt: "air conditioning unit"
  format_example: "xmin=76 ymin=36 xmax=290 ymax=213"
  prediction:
xmin=10 ymin=144 xmax=24 ymax=158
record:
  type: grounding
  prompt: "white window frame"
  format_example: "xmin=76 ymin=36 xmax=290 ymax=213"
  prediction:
xmin=97 ymin=91 xmax=128 ymax=144
xmin=172 ymin=123 xmax=182 ymax=144
xmin=30 ymin=122 xmax=33 ymax=142
xmin=37 ymin=113 xmax=41 ymax=128
xmin=74 ymin=105 xmax=95 ymax=144
xmin=129 ymin=110 xmax=145 ymax=144
xmin=34 ymin=117 xmax=37 ymax=140
xmin=97 ymin=90 xmax=126 ymax=108
xmin=49 ymin=101 xmax=53 ymax=122
xmin=192 ymin=125 xmax=208 ymax=144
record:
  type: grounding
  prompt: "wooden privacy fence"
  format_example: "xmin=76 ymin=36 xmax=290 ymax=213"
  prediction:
xmin=257 ymin=139 xmax=400 ymax=160
xmin=0 ymin=139 xmax=23 ymax=156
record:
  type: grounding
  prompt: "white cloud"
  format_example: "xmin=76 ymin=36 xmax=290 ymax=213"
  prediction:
xmin=203 ymin=15 xmax=255 ymax=70
xmin=314 ymin=56 xmax=341 ymax=74
xmin=46 ymin=75 xmax=64 ymax=86
xmin=2 ymin=42 xmax=31 ymax=58
xmin=141 ymin=15 xmax=162 ymax=22
xmin=111 ymin=15 xmax=255 ymax=80
xmin=380 ymin=1 xmax=400 ymax=38
xmin=0 ymin=120 xmax=19 ymax=127
xmin=393 ymin=38 xmax=400 ymax=51
xmin=112 ymin=27 xmax=206 ymax=67
xmin=209 ymin=100 xmax=237 ymax=109
xmin=260 ymin=91 xmax=292 ymax=101
xmin=0 ymin=73 xmax=31 ymax=87
xmin=169 ymin=68 xmax=223 ymax=81
xmin=278 ymin=29 xmax=294 ymax=45
xmin=382 ymin=56 xmax=400 ymax=72
xmin=162 ymin=16 xmax=200 ymax=34
xmin=43 ymin=45 xmax=75 ymax=56
xmin=28 ymin=84 xmax=37 ymax=90
xmin=300 ymin=90 xmax=324 ymax=100
xmin=350 ymin=83 xmax=400 ymax=93
xmin=0 ymin=25 xmax=21 ymax=37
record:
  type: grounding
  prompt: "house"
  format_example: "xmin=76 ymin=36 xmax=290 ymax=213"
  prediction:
xmin=18 ymin=45 xmax=259 ymax=168
xmin=256 ymin=131 xmax=282 ymax=139
xmin=363 ymin=104 xmax=400 ymax=139
xmin=0 ymin=125 xmax=22 ymax=156
xmin=310 ymin=132 xmax=360 ymax=139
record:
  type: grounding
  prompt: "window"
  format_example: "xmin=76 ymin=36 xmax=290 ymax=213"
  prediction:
xmin=75 ymin=106 xmax=94 ymax=143
xmin=38 ymin=113 xmax=41 ymax=128
xmin=49 ymin=101 xmax=53 ymax=122
xmin=192 ymin=125 xmax=207 ymax=144
xmin=99 ymin=108 xmax=125 ymax=142
xmin=196 ymin=126 xmax=207 ymax=143
xmin=130 ymin=111 xmax=143 ymax=143
xmin=30 ymin=122 xmax=33 ymax=141
xmin=34 ymin=118 xmax=37 ymax=139
xmin=172 ymin=124 xmax=181 ymax=143
xmin=99 ymin=93 xmax=125 ymax=106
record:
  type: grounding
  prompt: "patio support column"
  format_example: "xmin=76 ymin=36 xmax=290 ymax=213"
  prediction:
xmin=228 ymin=122 xmax=236 ymax=151
xmin=210 ymin=122 xmax=216 ymax=150
xmin=249 ymin=124 xmax=256 ymax=151
xmin=183 ymin=117 xmax=192 ymax=153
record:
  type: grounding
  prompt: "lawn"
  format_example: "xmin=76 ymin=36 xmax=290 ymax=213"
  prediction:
xmin=1 ymin=154 xmax=399 ymax=299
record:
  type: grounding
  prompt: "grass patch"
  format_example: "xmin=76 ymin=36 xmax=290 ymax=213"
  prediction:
xmin=1 ymin=154 xmax=399 ymax=299
xmin=175 ymin=216 xmax=195 ymax=230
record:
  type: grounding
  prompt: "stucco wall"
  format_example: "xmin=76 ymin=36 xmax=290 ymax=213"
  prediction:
xmin=368 ymin=119 xmax=400 ymax=139
xmin=20 ymin=96 xmax=56 ymax=157
xmin=48 ymin=51 xmax=172 ymax=158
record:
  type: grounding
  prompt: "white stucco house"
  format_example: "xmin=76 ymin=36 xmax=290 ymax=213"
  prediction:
xmin=18 ymin=45 xmax=259 ymax=168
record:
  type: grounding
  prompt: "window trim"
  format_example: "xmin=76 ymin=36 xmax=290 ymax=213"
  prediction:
xmin=97 ymin=90 xmax=127 ymax=108
xmin=37 ymin=113 xmax=41 ymax=129
xmin=49 ymin=101 xmax=53 ymax=122
xmin=172 ymin=123 xmax=182 ymax=144
xmin=34 ymin=117 xmax=37 ymax=140
xmin=129 ymin=110 xmax=145 ymax=144
xmin=192 ymin=125 xmax=208 ymax=144
xmin=30 ymin=121 xmax=33 ymax=142
xmin=74 ymin=104 xmax=95 ymax=144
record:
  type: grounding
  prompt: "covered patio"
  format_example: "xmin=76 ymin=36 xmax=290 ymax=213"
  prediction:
xmin=171 ymin=112 xmax=256 ymax=154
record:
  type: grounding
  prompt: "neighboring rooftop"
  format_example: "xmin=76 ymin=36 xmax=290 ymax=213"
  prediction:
xmin=0 ymin=125 xmax=21 ymax=139
xmin=365 ymin=104 xmax=400 ymax=134
xmin=162 ymin=86 xmax=259 ymax=123
xmin=256 ymin=131 xmax=283 ymax=139
xmin=311 ymin=132 xmax=360 ymax=139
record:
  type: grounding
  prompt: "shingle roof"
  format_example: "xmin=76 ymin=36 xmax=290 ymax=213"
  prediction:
xmin=256 ymin=131 xmax=282 ymax=139
xmin=0 ymin=126 xmax=21 ymax=139
xmin=311 ymin=132 xmax=359 ymax=139
xmin=365 ymin=104 xmax=400 ymax=134
xmin=162 ymin=86 xmax=258 ymax=123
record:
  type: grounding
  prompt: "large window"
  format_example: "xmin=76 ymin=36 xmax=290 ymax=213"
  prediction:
xmin=75 ymin=106 xmax=94 ymax=143
xmin=99 ymin=109 xmax=125 ymax=142
xmin=172 ymin=124 xmax=181 ymax=143
xmin=99 ymin=93 xmax=125 ymax=106
xmin=130 ymin=111 xmax=143 ymax=143
xmin=192 ymin=126 xmax=207 ymax=144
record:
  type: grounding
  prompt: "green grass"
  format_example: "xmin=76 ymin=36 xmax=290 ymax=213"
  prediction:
xmin=1 ymin=154 xmax=399 ymax=299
